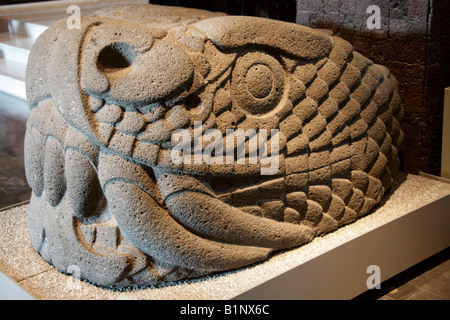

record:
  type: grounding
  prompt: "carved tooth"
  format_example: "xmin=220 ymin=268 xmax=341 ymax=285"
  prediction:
xmin=27 ymin=193 xmax=46 ymax=254
xmin=213 ymin=87 xmax=232 ymax=116
xmin=108 ymin=131 xmax=136 ymax=156
xmin=138 ymin=119 xmax=172 ymax=143
xmin=24 ymin=127 xmax=45 ymax=197
xmin=43 ymin=136 xmax=66 ymax=207
xmin=65 ymin=148 xmax=104 ymax=219
xmin=116 ymin=111 xmax=146 ymax=135
xmin=89 ymin=96 xmax=104 ymax=112
xmin=97 ymin=123 xmax=115 ymax=145
xmin=96 ymin=104 xmax=123 ymax=124
xmin=132 ymin=141 xmax=160 ymax=167
xmin=165 ymin=105 xmax=191 ymax=129
xmin=139 ymin=103 xmax=167 ymax=122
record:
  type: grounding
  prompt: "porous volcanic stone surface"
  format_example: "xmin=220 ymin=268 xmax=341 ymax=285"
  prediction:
xmin=24 ymin=4 xmax=404 ymax=287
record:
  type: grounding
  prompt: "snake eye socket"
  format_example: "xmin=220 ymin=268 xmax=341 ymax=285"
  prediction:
xmin=231 ymin=51 xmax=285 ymax=116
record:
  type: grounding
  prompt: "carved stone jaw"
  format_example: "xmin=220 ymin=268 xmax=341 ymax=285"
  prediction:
xmin=97 ymin=152 xmax=315 ymax=274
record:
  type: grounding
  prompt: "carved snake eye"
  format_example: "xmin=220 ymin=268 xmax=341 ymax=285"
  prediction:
xmin=231 ymin=51 xmax=285 ymax=116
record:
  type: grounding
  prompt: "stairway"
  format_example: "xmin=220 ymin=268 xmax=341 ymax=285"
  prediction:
xmin=0 ymin=19 xmax=47 ymax=101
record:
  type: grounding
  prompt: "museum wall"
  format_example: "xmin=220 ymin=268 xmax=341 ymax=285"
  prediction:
xmin=149 ymin=0 xmax=297 ymax=22
xmin=296 ymin=0 xmax=450 ymax=175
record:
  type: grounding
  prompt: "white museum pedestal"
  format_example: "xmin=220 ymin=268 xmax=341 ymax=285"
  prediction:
xmin=0 ymin=173 xmax=449 ymax=300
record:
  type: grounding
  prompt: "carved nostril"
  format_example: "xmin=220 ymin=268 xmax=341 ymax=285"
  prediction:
xmin=96 ymin=43 xmax=133 ymax=75
xmin=184 ymin=94 xmax=202 ymax=113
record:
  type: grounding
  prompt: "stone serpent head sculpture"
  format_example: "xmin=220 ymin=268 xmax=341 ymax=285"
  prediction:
xmin=24 ymin=4 xmax=404 ymax=287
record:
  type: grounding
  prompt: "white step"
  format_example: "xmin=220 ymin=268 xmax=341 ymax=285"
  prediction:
xmin=0 ymin=0 xmax=149 ymax=22
xmin=0 ymin=33 xmax=33 ymax=64
xmin=0 ymin=57 xmax=26 ymax=101
xmin=0 ymin=19 xmax=47 ymax=100
xmin=0 ymin=91 xmax=30 ymax=119
xmin=8 ymin=19 xmax=48 ymax=40
xmin=0 ymin=271 xmax=34 ymax=300
xmin=0 ymin=0 xmax=148 ymax=101
xmin=0 ymin=22 xmax=33 ymax=100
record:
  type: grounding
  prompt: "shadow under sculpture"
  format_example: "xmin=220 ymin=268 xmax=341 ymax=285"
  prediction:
xmin=23 ymin=4 xmax=404 ymax=287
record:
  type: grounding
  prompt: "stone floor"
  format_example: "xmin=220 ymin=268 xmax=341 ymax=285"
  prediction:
xmin=0 ymin=93 xmax=30 ymax=210
xmin=0 ymin=92 xmax=448 ymax=300
xmin=379 ymin=249 xmax=449 ymax=300
xmin=355 ymin=248 xmax=449 ymax=300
